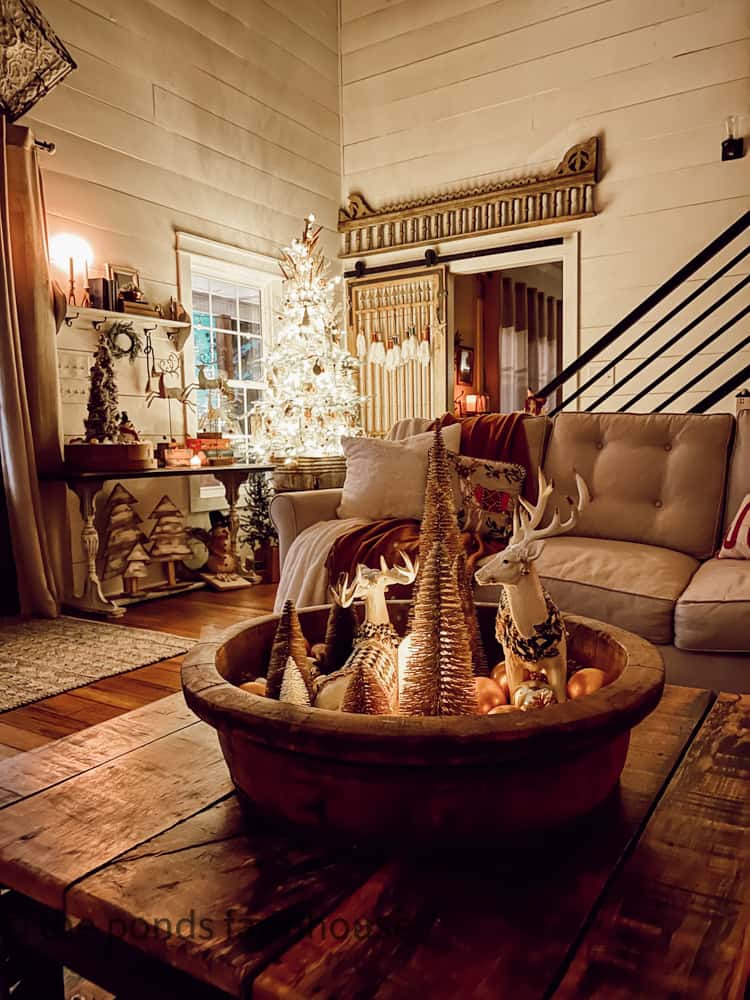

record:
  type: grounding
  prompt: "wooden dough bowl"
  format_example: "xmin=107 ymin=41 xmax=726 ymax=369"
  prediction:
xmin=181 ymin=603 xmax=664 ymax=845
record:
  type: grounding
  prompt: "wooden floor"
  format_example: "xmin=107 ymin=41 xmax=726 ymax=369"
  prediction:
xmin=0 ymin=585 xmax=277 ymax=757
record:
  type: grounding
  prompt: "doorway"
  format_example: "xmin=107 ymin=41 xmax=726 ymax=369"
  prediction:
xmin=448 ymin=234 xmax=578 ymax=416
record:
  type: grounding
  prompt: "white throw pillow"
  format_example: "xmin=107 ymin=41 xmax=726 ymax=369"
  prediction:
xmin=337 ymin=423 xmax=462 ymax=521
xmin=718 ymin=493 xmax=750 ymax=559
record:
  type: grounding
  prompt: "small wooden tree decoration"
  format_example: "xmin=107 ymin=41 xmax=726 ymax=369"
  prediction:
xmin=84 ymin=333 xmax=120 ymax=442
xmin=279 ymin=657 xmax=312 ymax=707
xmin=122 ymin=541 xmax=150 ymax=595
xmin=400 ymin=540 xmax=478 ymax=717
xmin=318 ymin=599 xmax=358 ymax=675
xmin=341 ymin=660 xmax=391 ymax=715
xmin=146 ymin=495 xmax=192 ymax=587
xmin=417 ymin=426 xmax=488 ymax=676
xmin=266 ymin=600 xmax=313 ymax=700
xmin=100 ymin=483 xmax=143 ymax=582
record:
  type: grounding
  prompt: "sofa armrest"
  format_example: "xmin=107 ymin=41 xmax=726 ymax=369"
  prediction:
xmin=271 ymin=489 xmax=343 ymax=570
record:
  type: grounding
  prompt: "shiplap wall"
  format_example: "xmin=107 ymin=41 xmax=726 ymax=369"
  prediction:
xmin=21 ymin=0 xmax=339 ymax=593
xmin=340 ymin=0 xmax=750 ymax=413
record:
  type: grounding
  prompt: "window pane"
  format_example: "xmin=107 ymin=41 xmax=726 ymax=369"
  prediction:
xmin=214 ymin=332 xmax=239 ymax=378
xmin=239 ymin=336 xmax=263 ymax=382
xmin=193 ymin=327 xmax=213 ymax=364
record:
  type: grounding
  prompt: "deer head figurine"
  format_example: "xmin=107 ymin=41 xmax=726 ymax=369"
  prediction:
xmin=474 ymin=470 xmax=589 ymax=705
xmin=330 ymin=551 xmax=418 ymax=633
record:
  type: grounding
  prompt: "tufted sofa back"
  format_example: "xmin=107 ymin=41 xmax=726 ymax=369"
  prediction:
xmin=542 ymin=412 xmax=735 ymax=559
xmin=724 ymin=409 xmax=749 ymax=533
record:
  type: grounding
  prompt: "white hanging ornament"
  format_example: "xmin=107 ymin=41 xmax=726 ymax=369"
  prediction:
xmin=385 ymin=339 xmax=401 ymax=371
xmin=402 ymin=329 xmax=418 ymax=362
xmin=419 ymin=330 xmax=431 ymax=367
xmin=368 ymin=334 xmax=386 ymax=366
xmin=356 ymin=330 xmax=367 ymax=360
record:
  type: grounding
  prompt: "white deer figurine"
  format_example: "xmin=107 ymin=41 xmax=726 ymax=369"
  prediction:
xmin=318 ymin=552 xmax=418 ymax=712
xmin=474 ymin=470 xmax=590 ymax=705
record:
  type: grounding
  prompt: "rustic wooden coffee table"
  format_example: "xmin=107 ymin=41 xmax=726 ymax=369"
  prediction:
xmin=0 ymin=687 xmax=745 ymax=999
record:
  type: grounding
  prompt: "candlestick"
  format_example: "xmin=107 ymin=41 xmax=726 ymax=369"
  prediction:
xmin=68 ymin=256 xmax=76 ymax=306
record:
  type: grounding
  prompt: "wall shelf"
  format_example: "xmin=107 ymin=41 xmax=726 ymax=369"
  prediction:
xmin=64 ymin=306 xmax=192 ymax=352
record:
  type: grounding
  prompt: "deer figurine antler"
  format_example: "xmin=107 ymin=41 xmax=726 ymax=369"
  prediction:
xmin=474 ymin=470 xmax=589 ymax=706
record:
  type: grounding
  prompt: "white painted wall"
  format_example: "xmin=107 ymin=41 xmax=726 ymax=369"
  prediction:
xmin=20 ymin=0 xmax=340 ymax=594
xmin=340 ymin=0 xmax=750 ymax=413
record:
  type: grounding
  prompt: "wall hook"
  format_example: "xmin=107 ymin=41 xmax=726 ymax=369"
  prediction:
xmin=92 ymin=317 xmax=110 ymax=331
xmin=143 ymin=325 xmax=158 ymax=334
xmin=64 ymin=312 xmax=79 ymax=327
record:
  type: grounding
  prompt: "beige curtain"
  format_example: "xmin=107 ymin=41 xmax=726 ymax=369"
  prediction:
xmin=0 ymin=121 xmax=68 ymax=616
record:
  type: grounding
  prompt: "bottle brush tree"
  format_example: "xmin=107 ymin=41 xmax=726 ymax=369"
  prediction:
xmin=400 ymin=539 xmax=478 ymax=717
xmin=84 ymin=332 xmax=120 ymax=442
xmin=266 ymin=600 xmax=313 ymax=699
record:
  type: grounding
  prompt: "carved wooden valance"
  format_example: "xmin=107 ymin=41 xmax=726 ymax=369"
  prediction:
xmin=338 ymin=137 xmax=599 ymax=258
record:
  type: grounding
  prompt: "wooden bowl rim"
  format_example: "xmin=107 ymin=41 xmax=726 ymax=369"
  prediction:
xmin=181 ymin=606 xmax=664 ymax=766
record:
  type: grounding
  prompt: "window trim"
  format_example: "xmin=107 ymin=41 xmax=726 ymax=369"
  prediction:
xmin=176 ymin=234 xmax=281 ymax=512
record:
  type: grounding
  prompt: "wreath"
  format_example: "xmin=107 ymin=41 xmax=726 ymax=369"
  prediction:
xmin=107 ymin=321 xmax=142 ymax=364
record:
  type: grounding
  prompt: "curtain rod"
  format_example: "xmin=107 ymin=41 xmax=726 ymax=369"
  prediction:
xmin=34 ymin=138 xmax=56 ymax=154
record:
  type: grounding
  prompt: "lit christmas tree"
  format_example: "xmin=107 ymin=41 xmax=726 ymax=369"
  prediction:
xmin=253 ymin=215 xmax=363 ymax=459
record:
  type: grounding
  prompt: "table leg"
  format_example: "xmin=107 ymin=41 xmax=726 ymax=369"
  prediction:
xmin=214 ymin=469 xmax=261 ymax=584
xmin=66 ymin=480 xmax=124 ymax=618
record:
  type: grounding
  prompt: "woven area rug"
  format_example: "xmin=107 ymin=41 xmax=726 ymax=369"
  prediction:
xmin=0 ymin=616 xmax=194 ymax=712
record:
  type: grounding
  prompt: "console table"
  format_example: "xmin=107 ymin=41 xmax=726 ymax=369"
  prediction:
xmin=52 ymin=464 xmax=273 ymax=618
xmin=0 ymin=686 xmax=745 ymax=998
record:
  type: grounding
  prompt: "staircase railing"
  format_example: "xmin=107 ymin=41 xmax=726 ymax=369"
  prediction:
xmin=537 ymin=211 xmax=750 ymax=415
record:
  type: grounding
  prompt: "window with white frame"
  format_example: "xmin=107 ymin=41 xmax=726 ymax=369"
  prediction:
xmin=190 ymin=273 xmax=264 ymax=456
xmin=176 ymin=233 xmax=281 ymax=511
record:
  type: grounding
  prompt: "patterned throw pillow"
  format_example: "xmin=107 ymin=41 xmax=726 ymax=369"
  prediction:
xmin=449 ymin=454 xmax=526 ymax=543
xmin=718 ymin=493 xmax=750 ymax=559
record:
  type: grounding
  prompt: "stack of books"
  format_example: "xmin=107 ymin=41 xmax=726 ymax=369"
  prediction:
xmin=187 ymin=433 xmax=235 ymax=466
xmin=121 ymin=299 xmax=160 ymax=318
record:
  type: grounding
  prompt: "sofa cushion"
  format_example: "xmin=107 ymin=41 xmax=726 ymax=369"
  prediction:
xmin=475 ymin=536 xmax=698 ymax=645
xmin=675 ymin=558 xmax=750 ymax=653
xmin=338 ymin=423 xmax=461 ymax=520
xmin=724 ymin=410 xmax=750 ymax=534
xmin=543 ymin=412 xmax=734 ymax=559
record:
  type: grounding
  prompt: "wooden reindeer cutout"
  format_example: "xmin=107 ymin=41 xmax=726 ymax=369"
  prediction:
xmin=474 ymin=470 xmax=589 ymax=705
xmin=317 ymin=552 xmax=418 ymax=713
xmin=145 ymin=371 xmax=196 ymax=411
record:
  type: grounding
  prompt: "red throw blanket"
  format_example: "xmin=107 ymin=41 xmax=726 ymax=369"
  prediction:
xmin=326 ymin=412 xmax=533 ymax=589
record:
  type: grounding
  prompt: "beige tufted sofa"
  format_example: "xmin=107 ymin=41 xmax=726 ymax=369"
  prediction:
xmin=271 ymin=411 xmax=750 ymax=692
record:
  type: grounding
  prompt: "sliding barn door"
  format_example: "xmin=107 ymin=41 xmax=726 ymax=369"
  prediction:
xmin=346 ymin=267 xmax=448 ymax=436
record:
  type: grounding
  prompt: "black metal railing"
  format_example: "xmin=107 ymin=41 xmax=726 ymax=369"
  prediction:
xmin=538 ymin=211 xmax=750 ymax=414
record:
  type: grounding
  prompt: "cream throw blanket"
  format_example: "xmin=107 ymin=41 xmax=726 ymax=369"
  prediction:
xmin=274 ymin=517 xmax=370 ymax=612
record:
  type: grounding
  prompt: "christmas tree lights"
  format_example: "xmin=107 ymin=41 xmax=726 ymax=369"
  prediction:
xmin=253 ymin=216 xmax=363 ymax=459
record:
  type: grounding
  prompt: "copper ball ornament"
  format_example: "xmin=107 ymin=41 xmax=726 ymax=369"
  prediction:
xmin=240 ymin=679 xmax=267 ymax=697
xmin=475 ymin=676 xmax=507 ymax=713
xmin=567 ymin=667 xmax=607 ymax=700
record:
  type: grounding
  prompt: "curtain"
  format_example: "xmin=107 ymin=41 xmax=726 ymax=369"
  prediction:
xmin=498 ymin=276 xmax=561 ymax=413
xmin=0 ymin=121 xmax=68 ymax=616
xmin=499 ymin=277 xmax=528 ymax=412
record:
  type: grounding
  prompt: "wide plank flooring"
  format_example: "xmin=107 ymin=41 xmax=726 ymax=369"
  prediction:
xmin=0 ymin=585 xmax=277 ymax=756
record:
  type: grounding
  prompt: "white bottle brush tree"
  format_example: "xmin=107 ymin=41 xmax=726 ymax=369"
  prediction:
xmin=253 ymin=216 xmax=363 ymax=459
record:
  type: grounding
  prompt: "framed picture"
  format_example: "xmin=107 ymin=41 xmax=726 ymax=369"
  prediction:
xmin=106 ymin=263 xmax=140 ymax=303
xmin=456 ymin=346 xmax=474 ymax=386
